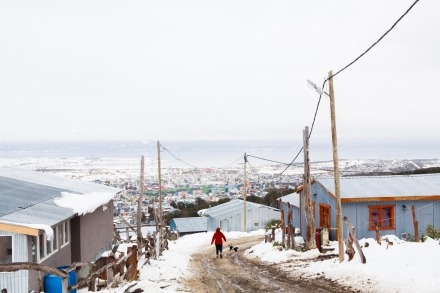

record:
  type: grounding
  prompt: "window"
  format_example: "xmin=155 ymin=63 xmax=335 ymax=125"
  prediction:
xmin=369 ymin=205 xmax=395 ymax=230
xmin=60 ymin=221 xmax=69 ymax=246
xmin=0 ymin=236 xmax=12 ymax=264
xmin=32 ymin=221 xmax=70 ymax=263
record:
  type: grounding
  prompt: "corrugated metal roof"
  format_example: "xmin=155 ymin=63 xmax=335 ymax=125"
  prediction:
xmin=316 ymin=174 xmax=440 ymax=199
xmin=204 ymin=199 xmax=279 ymax=219
xmin=0 ymin=167 xmax=121 ymax=227
xmin=171 ymin=217 xmax=207 ymax=233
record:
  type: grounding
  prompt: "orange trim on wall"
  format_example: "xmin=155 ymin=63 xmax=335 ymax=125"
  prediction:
xmin=0 ymin=222 xmax=41 ymax=236
xmin=342 ymin=195 xmax=440 ymax=203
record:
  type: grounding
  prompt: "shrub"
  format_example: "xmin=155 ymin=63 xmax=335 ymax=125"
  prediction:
xmin=422 ymin=225 xmax=440 ymax=242
xmin=265 ymin=219 xmax=280 ymax=231
xmin=272 ymin=241 xmax=280 ymax=247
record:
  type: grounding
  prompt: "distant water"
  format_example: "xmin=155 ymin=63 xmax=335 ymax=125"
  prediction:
xmin=0 ymin=140 xmax=437 ymax=168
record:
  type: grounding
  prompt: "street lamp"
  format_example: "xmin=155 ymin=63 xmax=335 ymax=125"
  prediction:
xmin=307 ymin=72 xmax=344 ymax=263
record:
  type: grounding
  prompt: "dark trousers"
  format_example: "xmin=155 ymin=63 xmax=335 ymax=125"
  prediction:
xmin=215 ymin=244 xmax=223 ymax=255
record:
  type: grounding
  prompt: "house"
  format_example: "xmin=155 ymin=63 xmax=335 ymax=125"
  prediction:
xmin=279 ymin=174 xmax=440 ymax=241
xmin=0 ymin=167 xmax=121 ymax=293
xmin=204 ymin=199 xmax=280 ymax=232
xmin=169 ymin=217 xmax=207 ymax=236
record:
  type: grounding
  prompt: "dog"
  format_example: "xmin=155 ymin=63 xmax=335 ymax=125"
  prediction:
xmin=229 ymin=244 xmax=239 ymax=252
xmin=385 ymin=238 xmax=394 ymax=249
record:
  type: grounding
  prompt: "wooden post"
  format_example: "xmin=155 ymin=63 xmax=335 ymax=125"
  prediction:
xmin=328 ymin=70 xmax=344 ymax=263
xmin=157 ymin=141 xmax=163 ymax=258
xmin=303 ymin=126 xmax=316 ymax=250
xmin=412 ymin=205 xmax=419 ymax=242
xmin=89 ymin=273 xmax=97 ymax=291
xmin=280 ymin=208 xmax=285 ymax=246
xmin=344 ymin=217 xmax=366 ymax=263
xmin=288 ymin=203 xmax=294 ymax=249
xmin=137 ymin=156 xmax=144 ymax=253
xmin=125 ymin=246 xmax=139 ymax=281
xmin=375 ymin=225 xmax=381 ymax=245
xmin=344 ymin=236 xmax=355 ymax=261
xmin=243 ymin=153 xmax=247 ymax=232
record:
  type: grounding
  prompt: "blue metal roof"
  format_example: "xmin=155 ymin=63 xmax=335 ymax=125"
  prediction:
xmin=315 ymin=174 xmax=440 ymax=199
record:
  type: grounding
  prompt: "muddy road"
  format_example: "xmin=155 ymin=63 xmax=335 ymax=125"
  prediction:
xmin=183 ymin=235 xmax=356 ymax=293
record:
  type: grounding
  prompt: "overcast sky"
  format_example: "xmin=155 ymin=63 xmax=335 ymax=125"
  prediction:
xmin=0 ymin=1 xmax=438 ymax=156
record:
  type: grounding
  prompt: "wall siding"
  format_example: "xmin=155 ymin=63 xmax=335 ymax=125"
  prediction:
xmin=0 ymin=231 xmax=29 ymax=293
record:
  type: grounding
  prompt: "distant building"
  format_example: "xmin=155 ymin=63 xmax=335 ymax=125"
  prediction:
xmin=204 ymin=199 xmax=280 ymax=232
xmin=169 ymin=217 xmax=208 ymax=236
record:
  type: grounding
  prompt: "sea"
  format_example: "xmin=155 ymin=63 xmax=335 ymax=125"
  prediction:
xmin=0 ymin=140 xmax=438 ymax=169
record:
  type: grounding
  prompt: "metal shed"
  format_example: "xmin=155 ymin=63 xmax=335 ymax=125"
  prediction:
xmin=204 ymin=199 xmax=280 ymax=232
xmin=169 ymin=217 xmax=207 ymax=235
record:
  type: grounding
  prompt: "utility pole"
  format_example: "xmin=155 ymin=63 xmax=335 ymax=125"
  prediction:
xmin=137 ymin=155 xmax=144 ymax=252
xmin=243 ymin=153 xmax=247 ymax=232
xmin=157 ymin=141 xmax=163 ymax=258
xmin=328 ymin=70 xmax=344 ymax=263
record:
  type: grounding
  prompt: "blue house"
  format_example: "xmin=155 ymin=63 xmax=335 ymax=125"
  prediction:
xmin=279 ymin=174 xmax=440 ymax=241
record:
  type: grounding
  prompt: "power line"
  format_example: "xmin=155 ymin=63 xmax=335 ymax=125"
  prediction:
xmin=328 ymin=0 xmax=420 ymax=81
xmin=246 ymin=154 xmax=290 ymax=166
xmin=220 ymin=154 xmax=245 ymax=168
xmin=159 ymin=144 xmax=199 ymax=169
xmin=284 ymin=0 xmax=420 ymax=177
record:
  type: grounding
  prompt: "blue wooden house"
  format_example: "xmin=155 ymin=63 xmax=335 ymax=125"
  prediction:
xmin=279 ymin=174 xmax=440 ymax=241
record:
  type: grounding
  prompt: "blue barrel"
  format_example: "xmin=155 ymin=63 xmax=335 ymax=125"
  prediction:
xmin=44 ymin=266 xmax=77 ymax=293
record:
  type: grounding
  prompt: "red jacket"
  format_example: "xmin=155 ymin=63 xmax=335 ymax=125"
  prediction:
xmin=211 ymin=231 xmax=226 ymax=245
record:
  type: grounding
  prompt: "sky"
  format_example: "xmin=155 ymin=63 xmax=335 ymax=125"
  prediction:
xmin=77 ymin=229 xmax=440 ymax=293
xmin=0 ymin=1 xmax=439 ymax=159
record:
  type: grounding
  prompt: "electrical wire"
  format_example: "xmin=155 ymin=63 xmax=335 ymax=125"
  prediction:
xmin=246 ymin=154 xmax=291 ymax=166
xmin=328 ymin=0 xmax=420 ymax=81
xmin=220 ymin=154 xmax=245 ymax=169
xmin=159 ymin=144 xmax=199 ymax=169
xmin=277 ymin=0 xmax=420 ymax=177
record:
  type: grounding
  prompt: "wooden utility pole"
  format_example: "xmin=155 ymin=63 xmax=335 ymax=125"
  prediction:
xmin=243 ymin=153 xmax=247 ymax=232
xmin=137 ymin=155 xmax=144 ymax=251
xmin=157 ymin=141 xmax=163 ymax=258
xmin=328 ymin=70 xmax=344 ymax=263
xmin=302 ymin=126 xmax=316 ymax=250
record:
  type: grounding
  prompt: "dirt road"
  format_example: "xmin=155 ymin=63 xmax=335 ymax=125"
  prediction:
xmin=184 ymin=235 xmax=356 ymax=293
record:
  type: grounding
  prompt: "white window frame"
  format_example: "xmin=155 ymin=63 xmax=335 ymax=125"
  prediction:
xmin=33 ymin=220 xmax=70 ymax=263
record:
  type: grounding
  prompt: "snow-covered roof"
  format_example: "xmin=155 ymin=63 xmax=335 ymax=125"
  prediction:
xmin=171 ymin=217 xmax=207 ymax=233
xmin=315 ymin=173 xmax=440 ymax=200
xmin=279 ymin=193 xmax=300 ymax=208
xmin=0 ymin=167 xmax=121 ymax=227
xmin=204 ymin=199 xmax=279 ymax=219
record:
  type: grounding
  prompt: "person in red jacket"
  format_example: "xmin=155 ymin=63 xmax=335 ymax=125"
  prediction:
xmin=211 ymin=227 xmax=227 ymax=258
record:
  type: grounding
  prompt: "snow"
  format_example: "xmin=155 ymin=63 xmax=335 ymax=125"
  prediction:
xmin=54 ymin=191 xmax=115 ymax=216
xmin=78 ymin=229 xmax=440 ymax=293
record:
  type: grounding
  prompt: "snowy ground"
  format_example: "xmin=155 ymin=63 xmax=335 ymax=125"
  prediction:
xmin=78 ymin=229 xmax=440 ymax=293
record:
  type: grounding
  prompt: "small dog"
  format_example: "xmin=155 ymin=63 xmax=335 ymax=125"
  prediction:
xmin=385 ymin=238 xmax=394 ymax=249
xmin=229 ymin=244 xmax=239 ymax=252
